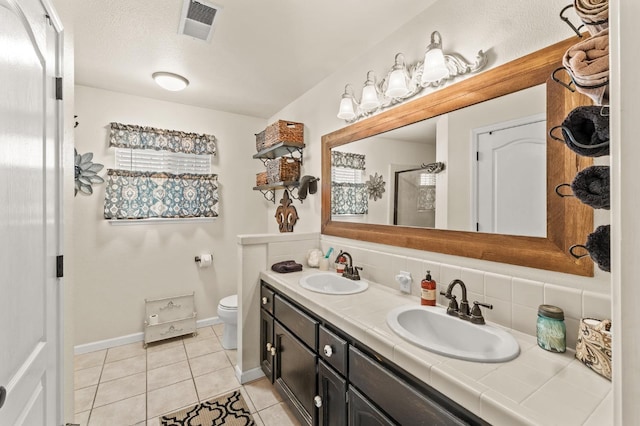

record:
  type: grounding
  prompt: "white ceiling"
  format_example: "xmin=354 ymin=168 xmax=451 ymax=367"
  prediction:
xmin=73 ymin=0 xmax=436 ymax=118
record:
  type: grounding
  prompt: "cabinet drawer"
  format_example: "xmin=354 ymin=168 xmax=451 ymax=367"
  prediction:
xmin=349 ymin=347 xmax=467 ymax=426
xmin=274 ymin=295 xmax=318 ymax=350
xmin=319 ymin=325 xmax=348 ymax=376
xmin=260 ymin=283 xmax=274 ymax=315
xmin=145 ymin=293 xmax=195 ymax=323
xmin=145 ymin=315 xmax=196 ymax=344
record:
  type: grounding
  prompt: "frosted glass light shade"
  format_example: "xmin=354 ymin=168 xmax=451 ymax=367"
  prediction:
xmin=152 ymin=72 xmax=189 ymax=91
xmin=421 ymin=48 xmax=449 ymax=84
xmin=337 ymin=97 xmax=356 ymax=120
xmin=361 ymin=84 xmax=380 ymax=110
xmin=385 ymin=69 xmax=409 ymax=98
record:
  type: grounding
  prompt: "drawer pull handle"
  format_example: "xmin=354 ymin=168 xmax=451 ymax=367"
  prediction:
xmin=323 ymin=344 xmax=333 ymax=357
xmin=314 ymin=395 xmax=322 ymax=408
xmin=270 ymin=347 xmax=277 ymax=356
xmin=262 ymin=296 xmax=268 ymax=305
xmin=266 ymin=343 xmax=272 ymax=351
xmin=160 ymin=325 xmax=183 ymax=336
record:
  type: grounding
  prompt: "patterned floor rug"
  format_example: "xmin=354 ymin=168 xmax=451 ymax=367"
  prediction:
xmin=159 ymin=390 xmax=255 ymax=426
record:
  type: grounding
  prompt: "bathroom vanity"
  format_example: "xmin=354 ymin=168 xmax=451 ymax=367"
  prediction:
xmin=260 ymin=280 xmax=487 ymax=426
xmin=258 ymin=269 xmax=611 ymax=426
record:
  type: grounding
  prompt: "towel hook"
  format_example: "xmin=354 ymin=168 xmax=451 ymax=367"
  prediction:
xmin=554 ymin=183 xmax=574 ymax=198
xmin=569 ymin=244 xmax=590 ymax=259
xmin=600 ymin=105 xmax=610 ymax=117
xmin=552 ymin=67 xmax=610 ymax=92
xmin=549 ymin=125 xmax=610 ymax=150
xmin=559 ymin=4 xmax=585 ymax=38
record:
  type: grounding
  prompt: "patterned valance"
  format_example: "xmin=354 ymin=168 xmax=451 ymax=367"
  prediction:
xmin=109 ymin=122 xmax=217 ymax=156
xmin=104 ymin=169 xmax=219 ymax=219
xmin=331 ymin=151 xmax=366 ymax=170
xmin=331 ymin=183 xmax=368 ymax=215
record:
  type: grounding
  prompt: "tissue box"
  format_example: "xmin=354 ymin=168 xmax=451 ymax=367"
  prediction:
xmin=575 ymin=318 xmax=612 ymax=380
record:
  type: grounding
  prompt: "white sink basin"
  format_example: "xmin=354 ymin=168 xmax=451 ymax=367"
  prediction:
xmin=386 ymin=305 xmax=520 ymax=362
xmin=299 ymin=272 xmax=368 ymax=295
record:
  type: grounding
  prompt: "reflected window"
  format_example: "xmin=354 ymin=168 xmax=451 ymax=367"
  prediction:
xmin=331 ymin=151 xmax=368 ymax=215
xmin=417 ymin=172 xmax=436 ymax=211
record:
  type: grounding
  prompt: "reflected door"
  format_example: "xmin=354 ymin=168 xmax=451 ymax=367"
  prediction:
xmin=475 ymin=118 xmax=546 ymax=237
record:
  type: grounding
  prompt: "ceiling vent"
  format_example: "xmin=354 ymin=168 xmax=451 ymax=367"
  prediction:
xmin=178 ymin=0 xmax=222 ymax=43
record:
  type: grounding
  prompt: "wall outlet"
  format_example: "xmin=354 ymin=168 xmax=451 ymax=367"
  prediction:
xmin=395 ymin=271 xmax=412 ymax=294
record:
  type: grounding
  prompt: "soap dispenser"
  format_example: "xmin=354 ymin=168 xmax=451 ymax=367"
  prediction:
xmin=420 ymin=271 xmax=436 ymax=306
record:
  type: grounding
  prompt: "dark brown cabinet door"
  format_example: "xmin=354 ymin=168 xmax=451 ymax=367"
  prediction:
xmin=348 ymin=386 xmax=395 ymax=426
xmin=260 ymin=308 xmax=274 ymax=383
xmin=274 ymin=322 xmax=317 ymax=426
xmin=317 ymin=360 xmax=347 ymax=426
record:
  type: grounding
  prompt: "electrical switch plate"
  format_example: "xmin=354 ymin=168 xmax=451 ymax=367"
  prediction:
xmin=395 ymin=271 xmax=412 ymax=294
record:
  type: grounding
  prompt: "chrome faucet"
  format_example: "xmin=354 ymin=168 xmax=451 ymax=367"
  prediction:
xmin=338 ymin=251 xmax=363 ymax=280
xmin=440 ymin=279 xmax=493 ymax=324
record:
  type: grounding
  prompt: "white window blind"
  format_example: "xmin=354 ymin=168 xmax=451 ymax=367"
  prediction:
xmin=115 ymin=148 xmax=211 ymax=174
xmin=419 ymin=172 xmax=436 ymax=186
xmin=331 ymin=166 xmax=365 ymax=184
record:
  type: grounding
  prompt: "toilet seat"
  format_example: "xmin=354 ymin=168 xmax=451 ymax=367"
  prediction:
xmin=219 ymin=294 xmax=238 ymax=310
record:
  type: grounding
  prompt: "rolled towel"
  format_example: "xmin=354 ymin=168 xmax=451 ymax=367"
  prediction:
xmin=271 ymin=260 xmax=303 ymax=273
xmin=574 ymin=0 xmax=608 ymax=35
xmin=570 ymin=225 xmax=610 ymax=272
xmin=571 ymin=165 xmax=609 ymax=209
xmin=563 ymin=29 xmax=609 ymax=105
xmin=556 ymin=106 xmax=609 ymax=157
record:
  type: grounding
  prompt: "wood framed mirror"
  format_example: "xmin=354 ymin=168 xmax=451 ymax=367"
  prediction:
xmin=321 ymin=37 xmax=594 ymax=276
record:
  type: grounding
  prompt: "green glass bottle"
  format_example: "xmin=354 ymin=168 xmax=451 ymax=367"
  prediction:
xmin=536 ymin=305 xmax=566 ymax=353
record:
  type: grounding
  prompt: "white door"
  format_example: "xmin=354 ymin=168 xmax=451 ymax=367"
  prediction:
xmin=475 ymin=118 xmax=546 ymax=237
xmin=0 ymin=0 xmax=62 ymax=425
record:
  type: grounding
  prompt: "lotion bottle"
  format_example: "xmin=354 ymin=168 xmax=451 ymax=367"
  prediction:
xmin=421 ymin=270 xmax=436 ymax=306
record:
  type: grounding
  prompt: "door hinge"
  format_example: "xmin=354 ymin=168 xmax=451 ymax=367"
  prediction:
xmin=56 ymin=255 xmax=63 ymax=278
xmin=476 ymin=222 xmax=479 ymax=232
xmin=55 ymin=77 xmax=63 ymax=100
xmin=476 ymin=151 xmax=479 ymax=161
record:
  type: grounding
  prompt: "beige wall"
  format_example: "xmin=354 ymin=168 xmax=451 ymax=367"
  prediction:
xmin=73 ymin=86 xmax=267 ymax=344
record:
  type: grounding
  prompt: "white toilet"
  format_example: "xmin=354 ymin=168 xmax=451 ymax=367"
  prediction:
xmin=217 ymin=294 xmax=238 ymax=350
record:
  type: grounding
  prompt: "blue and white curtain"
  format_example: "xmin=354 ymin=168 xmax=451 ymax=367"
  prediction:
xmin=104 ymin=170 xmax=219 ymax=219
xmin=105 ymin=123 xmax=218 ymax=219
xmin=109 ymin=122 xmax=217 ymax=155
xmin=331 ymin=151 xmax=368 ymax=215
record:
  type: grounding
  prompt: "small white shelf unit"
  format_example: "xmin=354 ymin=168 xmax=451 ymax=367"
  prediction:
xmin=144 ymin=292 xmax=197 ymax=347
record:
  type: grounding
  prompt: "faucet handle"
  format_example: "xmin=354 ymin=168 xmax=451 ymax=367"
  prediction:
xmin=470 ymin=301 xmax=493 ymax=325
xmin=353 ymin=266 xmax=363 ymax=280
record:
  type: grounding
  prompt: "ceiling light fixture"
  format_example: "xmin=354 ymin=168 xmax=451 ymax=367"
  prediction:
xmin=337 ymin=31 xmax=488 ymax=123
xmin=152 ymin=72 xmax=190 ymax=91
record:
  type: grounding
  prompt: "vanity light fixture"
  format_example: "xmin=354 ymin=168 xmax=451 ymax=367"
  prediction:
xmin=337 ymin=31 xmax=487 ymax=123
xmin=152 ymin=72 xmax=190 ymax=91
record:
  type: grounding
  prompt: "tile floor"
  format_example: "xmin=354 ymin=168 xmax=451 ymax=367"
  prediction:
xmin=74 ymin=324 xmax=301 ymax=426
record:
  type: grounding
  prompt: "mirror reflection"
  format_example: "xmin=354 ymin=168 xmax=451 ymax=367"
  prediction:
xmin=330 ymin=84 xmax=547 ymax=238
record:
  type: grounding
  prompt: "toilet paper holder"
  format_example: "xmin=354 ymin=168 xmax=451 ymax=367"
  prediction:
xmin=194 ymin=253 xmax=213 ymax=265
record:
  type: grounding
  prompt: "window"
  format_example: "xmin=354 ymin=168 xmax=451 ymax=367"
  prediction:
xmin=331 ymin=151 xmax=368 ymax=215
xmin=104 ymin=123 xmax=219 ymax=220
xmin=417 ymin=172 xmax=436 ymax=211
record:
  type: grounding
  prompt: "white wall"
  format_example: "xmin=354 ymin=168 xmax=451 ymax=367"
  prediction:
xmin=266 ymin=0 xmax=610 ymax=330
xmin=73 ymin=86 xmax=267 ymax=344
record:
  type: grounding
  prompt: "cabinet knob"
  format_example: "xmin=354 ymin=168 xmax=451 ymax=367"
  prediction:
xmin=262 ymin=297 xmax=268 ymax=305
xmin=270 ymin=347 xmax=277 ymax=356
xmin=323 ymin=344 xmax=333 ymax=357
xmin=314 ymin=395 xmax=323 ymax=408
xmin=266 ymin=343 xmax=272 ymax=351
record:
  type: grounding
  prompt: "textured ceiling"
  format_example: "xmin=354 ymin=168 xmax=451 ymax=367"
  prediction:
xmin=73 ymin=0 xmax=436 ymax=118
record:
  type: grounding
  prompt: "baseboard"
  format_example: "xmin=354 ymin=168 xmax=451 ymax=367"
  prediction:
xmin=235 ymin=365 xmax=265 ymax=384
xmin=74 ymin=316 xmax=221 ymax=355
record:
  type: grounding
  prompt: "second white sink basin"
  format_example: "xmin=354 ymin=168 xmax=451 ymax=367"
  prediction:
xmin=299 ymin=272 xmax=368 ymax=295
xmin=387 ymin=305 xmax=520 ymax=363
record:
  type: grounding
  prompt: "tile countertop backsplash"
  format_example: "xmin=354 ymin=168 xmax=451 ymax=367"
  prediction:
xmin=260 ymin=269 xmax=612 ymax=426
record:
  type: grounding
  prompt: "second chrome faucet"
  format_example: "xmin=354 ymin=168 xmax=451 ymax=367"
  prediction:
xmin=440 ymin=279 xmax=493 ymax=325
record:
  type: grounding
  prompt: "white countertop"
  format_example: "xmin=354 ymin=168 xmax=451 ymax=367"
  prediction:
xmin=260 ymin=268 xmax=612 ymax=426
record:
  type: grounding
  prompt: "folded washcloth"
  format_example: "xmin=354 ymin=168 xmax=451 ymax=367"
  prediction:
xmin=557 ymin=106 xmax=609 ymax=157
xmin=271 ymin=260 xmax=303 ymax=273
xmin=563 ymin=29 xmax=609 ymax=105
xmin=577 ymin=225 xmax=610 ymax=272
xmin=571 ymin=165 xmax=609 ymax=209
xmin=574 ymin=0 xmax=608 ymax=35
